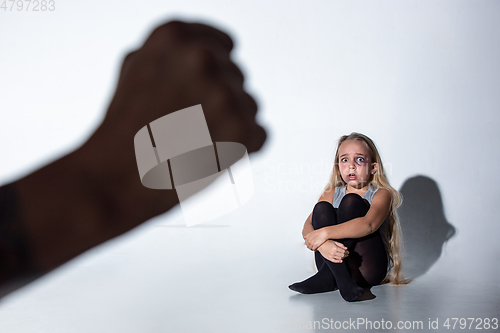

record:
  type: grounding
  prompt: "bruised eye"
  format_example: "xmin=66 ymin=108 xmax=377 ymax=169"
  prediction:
xmin=356 ymin=157 xmax=365 ymax=163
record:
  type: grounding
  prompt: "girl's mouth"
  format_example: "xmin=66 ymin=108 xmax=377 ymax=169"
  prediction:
xmin=348 ymin=173 xmax=356 ymax=180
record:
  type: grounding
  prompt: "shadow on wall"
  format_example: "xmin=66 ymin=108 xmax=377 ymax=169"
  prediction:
xmin=398 ymin=175 xmax=455 ymax=280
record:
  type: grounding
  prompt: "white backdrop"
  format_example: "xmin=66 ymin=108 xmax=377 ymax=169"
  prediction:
xmin=1 ymin=0 xmax=499 ymax=332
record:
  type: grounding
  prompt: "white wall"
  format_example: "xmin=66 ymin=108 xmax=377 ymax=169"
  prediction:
xmin=1 ymin=0 xmax=499 ymax=330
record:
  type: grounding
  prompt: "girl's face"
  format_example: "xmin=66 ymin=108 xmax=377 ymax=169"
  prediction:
xmin=338 ymin=139 xmax=377 ymax=189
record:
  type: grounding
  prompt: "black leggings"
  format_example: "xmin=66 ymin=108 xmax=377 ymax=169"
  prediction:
xmin=312 ymin=194 xmax=388 ymax=287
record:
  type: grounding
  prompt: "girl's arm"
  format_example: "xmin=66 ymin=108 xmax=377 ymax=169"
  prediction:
xmin=301 ymin=212 xmax=314 ymax=238
xmin=304 ymin=189 xmax=392 ymax=251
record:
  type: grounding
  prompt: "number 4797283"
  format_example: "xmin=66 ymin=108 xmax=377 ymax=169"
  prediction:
xmin=1 ymin=0 xmax=55 ymax=11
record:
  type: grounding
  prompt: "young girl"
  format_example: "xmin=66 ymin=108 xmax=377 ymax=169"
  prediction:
xmin=289 ymin=132 xmax=407 ymax=302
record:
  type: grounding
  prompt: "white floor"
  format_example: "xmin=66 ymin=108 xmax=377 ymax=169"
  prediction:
xmin=1 ymin=1 xmax=500 ymax=332
xmin=0 ymin=185 xmax=498 ymax=333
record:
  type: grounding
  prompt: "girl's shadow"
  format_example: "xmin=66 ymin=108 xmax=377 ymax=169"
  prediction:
xmin=398 ymin=175 xmax=456 ymax=280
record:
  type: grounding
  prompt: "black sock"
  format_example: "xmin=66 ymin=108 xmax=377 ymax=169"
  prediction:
xmin=320 ymin=252 xmax=364 ymax=301
xmin=288 ymin=263 xmax=337 ymax=294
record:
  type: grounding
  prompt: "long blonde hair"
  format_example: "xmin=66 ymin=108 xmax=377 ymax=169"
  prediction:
xmin=324 ymin=132 xmax=408 ymax=285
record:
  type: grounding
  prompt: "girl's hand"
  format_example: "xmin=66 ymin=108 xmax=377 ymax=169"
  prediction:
xmin=318 ymin=240 xmax=349 ymax=263
xmin=303 ymin=229 xmax=329 ymax=251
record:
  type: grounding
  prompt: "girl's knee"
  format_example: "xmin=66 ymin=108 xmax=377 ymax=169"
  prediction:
xmin=312 ymin=201 xmax=336 ymax=229
xmin=339 ymin=193 xmax=369 ymax=210
xmin=342 ymin=193 xmax=365 ymax=203
xmin=314 ymin=200 xmax=333 ymax=212
xmin=337 ymin=193 xmax=370 ymax=222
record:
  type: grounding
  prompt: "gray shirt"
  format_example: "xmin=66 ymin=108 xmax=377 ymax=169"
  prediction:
xmin=332 ymin=184 xmax=378 ymax=208
xmin=332 ymin=184 xmax=390 ymax=237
